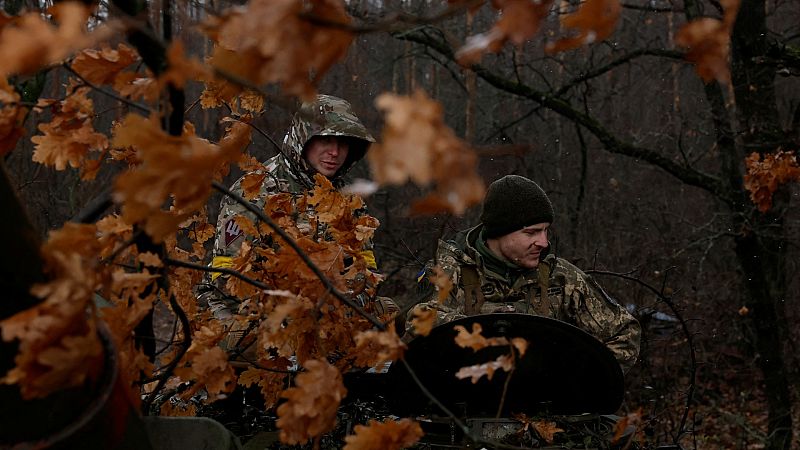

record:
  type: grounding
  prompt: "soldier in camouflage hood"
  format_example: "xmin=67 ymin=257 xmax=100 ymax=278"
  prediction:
xmin=198 ymin=95 xmax=395 ymax=351
xmin=407 ymin=175 xmax=641 ymax=373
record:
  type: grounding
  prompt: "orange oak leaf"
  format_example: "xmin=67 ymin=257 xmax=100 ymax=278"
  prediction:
xmin=239 ymin=367 xmax=290 ymax=409
xmin=370 ymin=90 xmax=484 ymax=215
xmin=744 ymin=150 xmax=800 ymax=212
xmin=205 ymin=0 xmax=353 ymax=100
xmin=675 ymin=0 xmax=740 ymax=83
xmin=31 ymin=86 xmax=109 ymax=180
xmin=138 ymin=251 xmax=163 ymax=267
xmin=276 ymin=359 xmax=347 ymax=445
xmin=0 ymin=3 xmax=110 ymax=77
xmin=453 ymin=323 xmax=510 ymax=351
xmin=533 ymin=420 xmax=565 ymax=444
xmin=410 ymin=308 xmax=436 ymax=337
xmin=545 ymin=0 xmax=621 ymax=54
xmin=113 ymin=71 xmax=159 ymax=102
xmin=352 ymin=327 xmax=406 ymax=368
xmin=0 ymin=223 xmax=104 ymax=399
xmin=0 ymin=76 xmax=27 ymax=156
xmin=343 ymin=419 xmax=424 ymax=450
xmin=612 ymin=408 xmax=643 ymax=443
xmin=112 ymin=114 xmax=243 ymax=241
xmin=428 ymin=264 xmax=453 ymax=302
xmin=160 ymin=40 xmax=212 ymax=90
xmin=455 ymin=354 xmax=514 ymax=383
xmin=456 ymin=0 xmax=555 ymax=65
xmin=188 ymin=347 xmax=237 ymax=401
xmin=71 ymin=43 xmax=138 ymax=85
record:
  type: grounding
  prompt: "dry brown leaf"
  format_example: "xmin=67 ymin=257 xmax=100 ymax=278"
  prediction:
xmin=675 ymin=0 xmax=740 ymax=83
xmin=113 ymin=71 xmax=159 ymax=102
xmin=744 ymin=150 xmax=800 ymax=212
xmin=428 ymin=265 xmax=453 ymax=302
xmin=545 ymin=0 xmax=621 ymax=54
xmin=276 ymin=359 xmax=346 ymax=445
xmin=138 ymin=251 xmax=163 ymax=267
xmin=612 ymin=408 xmax=642 ymax=443
xmin=205 ymin=0 xmax=353 ymax=100
xmin=31 ymin=86 xmax=108 ymax=180
xmin=0 ymin=3 xmax=111 ymax=77
xmin=71 ymin=43 xmax=138 ymax=85
xmin=370 ymin=91 xmax=484 ymax=215
xmin=343 ymin=419 xmax=424 ymax=450
xmin=456 ymin=0 xmax=554 ymax=65
xmin=533 ymin=420 xmax=565 ymax=444
xmin=112 ymin=114 xmax=242 ymax=241
xmin=352 ymin=327 xmax=406 ymax=368
xmin=455 ymin=354 xmax=514 ymax=383
xmin=239 ymin=367 xmax=289 ymax=409
xmin=453 ymin=323 xmax=510 ymax=351
xmin=410 ymin=308 xmax=436 ymax=337
xmin=0 ymin=223 xmax=104 ymax=399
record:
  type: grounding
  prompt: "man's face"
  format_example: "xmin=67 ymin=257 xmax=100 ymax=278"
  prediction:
xmin=304 ymin=136 xmax=350 ymax=177
xmin=493 ymin=223 xmax=550 ymax=269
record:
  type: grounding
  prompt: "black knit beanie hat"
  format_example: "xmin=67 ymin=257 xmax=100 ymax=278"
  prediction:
xmin=480 ymin=175 xmax=554 ymax=239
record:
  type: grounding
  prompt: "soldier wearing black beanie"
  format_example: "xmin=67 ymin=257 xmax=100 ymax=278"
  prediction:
xmin=480 ymin=175 xmax=554 ymax=239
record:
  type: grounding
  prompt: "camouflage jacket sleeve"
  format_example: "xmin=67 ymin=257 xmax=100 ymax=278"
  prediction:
xmin=552 ymin=258 xmax=641 ymax=373
xmin=404 ymin=240 xmax=469 ymax=336
xmin=197 ymin=174 xmax=270 ymax=320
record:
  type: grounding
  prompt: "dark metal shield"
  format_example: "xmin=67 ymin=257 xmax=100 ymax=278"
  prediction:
xmin=386 ymin=314 xmax=624 ymax=416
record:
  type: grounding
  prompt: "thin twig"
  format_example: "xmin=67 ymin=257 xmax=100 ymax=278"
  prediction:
xmin=587 ymin=268 xmax=697 ymax=445
xmin=163 ymin=256 xmax=270 ymax=290
xmin=62 ymin=63 xmax=152 ymax=114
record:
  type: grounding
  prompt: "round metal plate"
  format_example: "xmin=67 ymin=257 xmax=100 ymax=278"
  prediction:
xmin=387 ymin=314 xmax=624 ymax=416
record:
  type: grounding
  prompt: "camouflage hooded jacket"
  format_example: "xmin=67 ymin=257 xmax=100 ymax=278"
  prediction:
xmin=408 ymin=225 xmax=641 ymax=373
xmin=199 ymin=95 xmax=378 ymax=318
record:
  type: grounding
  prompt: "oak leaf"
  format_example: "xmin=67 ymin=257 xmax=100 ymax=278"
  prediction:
xmin=112 ymin=114 xmax=243 ymax=241
xmin=410 ymin=308 xmax=436 ymax=337
xmin=352 ymin=327 xmax=406 ymax=368
xmin=31 ymin=86 xmax=108 ymax=180
xmin=455 ymin=354 xmax=514 ymax=383
xmin=343 ymin=419 xmax=424 ymax=450
xmin=113 ymin=71 xmax=159 ymax=102
xmin=370 ymin=91 xmax=484 ymax=214
xmin=744 ymin=150 xmax=800 ymax=212
xmin=675 ymin=0 xmax=740 ymax=83
xmin=612 ymin=408 xmax=642 ymax=443
xmin=453 ymin=323 xmax=510 ymax=351
xmin=239 ymin=367 xmax=289 ymax=409
xmin=205 ymin=0 xmax=353 ymax=100
xmin=0 ymin=3 xmax=114 ymax=77
xmin=1 ymin=223 xmax=104 ymax=399
xmin=456 ymin=0 xmax=555 ymax=65
xmin=532 ymin=420 xmax=565 ymax=444
xmin=276 ymin=359 xmax=346 ymax=445
xmin=428 ymin=264 xmax=453 ymax=302
xmin=71 ymin=43 xmax=138 ymax=85
xmin=545 ymin=0 xmax=621 ymax=54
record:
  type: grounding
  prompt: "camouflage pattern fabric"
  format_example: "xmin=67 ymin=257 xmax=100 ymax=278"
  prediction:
xmin=197 ymin=95 xmax=381 ymax=322
xmin=407 ymin=225 xmax=641 ymax=373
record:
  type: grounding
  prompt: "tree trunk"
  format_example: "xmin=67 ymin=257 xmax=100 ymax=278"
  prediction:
xmin=729 ymin=0 xmax=793 ymax=447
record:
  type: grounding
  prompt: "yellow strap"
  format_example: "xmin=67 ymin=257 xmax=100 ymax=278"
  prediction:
xmin=360 ymin=250 xmax=378 ymax=270
xmin=210 ymin=256 xmax=234 ymax=281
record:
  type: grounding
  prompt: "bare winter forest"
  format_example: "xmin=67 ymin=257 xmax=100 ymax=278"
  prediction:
xmin=1 ymin=0 xmax=799 ymax=449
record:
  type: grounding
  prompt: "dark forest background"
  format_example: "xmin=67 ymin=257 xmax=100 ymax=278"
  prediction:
xmin=4 ymin=0 xmax=800 ymax=448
